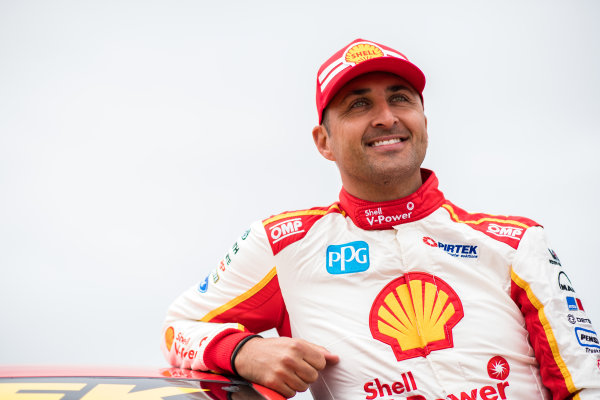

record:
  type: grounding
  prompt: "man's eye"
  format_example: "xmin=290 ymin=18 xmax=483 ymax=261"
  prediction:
xmin=390 ymin=94 xmax=410 ymax=103
xmin=350 ymin=99 xmax=369 ymax=108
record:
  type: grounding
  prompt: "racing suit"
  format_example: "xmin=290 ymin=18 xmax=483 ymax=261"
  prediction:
xmin=162 ymin=169 xmax=600 ymax=400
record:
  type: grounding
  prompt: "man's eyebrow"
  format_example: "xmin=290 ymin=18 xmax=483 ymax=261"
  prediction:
xmin=387 ymin=84 xmax=415 ymax=93
xmin=339 ymin=88 xmax=371 ymax=104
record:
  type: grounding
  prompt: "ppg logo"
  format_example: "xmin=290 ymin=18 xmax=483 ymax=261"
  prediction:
xmin=326 ymin=241 xmax=370 ymax=274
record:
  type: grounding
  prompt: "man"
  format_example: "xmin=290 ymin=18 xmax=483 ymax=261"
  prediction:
xmin=162 ymin=39 xmax=600 ymax=399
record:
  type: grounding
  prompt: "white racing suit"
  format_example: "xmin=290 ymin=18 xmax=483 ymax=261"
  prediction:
xmin=162 ymin=170 xmax=600 ymax=399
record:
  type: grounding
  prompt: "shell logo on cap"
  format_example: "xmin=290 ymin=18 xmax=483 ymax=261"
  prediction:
xmin=344 ymin=43 xmax=384 ymax=65
xmin=165 ymin=326 xmax=175 ymax=351
xmin=369 ymin=272 xmax=463 ymax=361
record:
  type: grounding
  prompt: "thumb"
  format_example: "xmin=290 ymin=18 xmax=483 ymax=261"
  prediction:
xmin=323 ymin=351 xmax=339 ymax=365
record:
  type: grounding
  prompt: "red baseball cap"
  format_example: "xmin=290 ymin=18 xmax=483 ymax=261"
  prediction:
xmin=316 ymin=38 xmax=426 ymax=123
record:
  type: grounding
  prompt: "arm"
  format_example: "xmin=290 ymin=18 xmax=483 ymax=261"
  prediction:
xmin=161 ymin=221 xmax=338 ymax=398
xmin=511 ymin=226 xmax=600 ymax=399
xmin=161 ymin=222 xmax=288 ymax=374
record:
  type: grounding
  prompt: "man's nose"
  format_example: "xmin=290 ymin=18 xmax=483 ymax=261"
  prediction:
xmin=371 ymin=103 xmax=398 ymax=128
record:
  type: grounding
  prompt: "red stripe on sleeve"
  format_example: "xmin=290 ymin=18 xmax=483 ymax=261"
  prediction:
xmin=208 ymin=274 xmax=290 ymax=336
xmin=510 ymin=279 xmax=571 ymax=399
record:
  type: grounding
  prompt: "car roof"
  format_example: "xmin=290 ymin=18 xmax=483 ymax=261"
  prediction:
xmin=0 ymin=365 xmax=219 ymax=379
xmin=0 ymin=366 xmax=285 ymax=400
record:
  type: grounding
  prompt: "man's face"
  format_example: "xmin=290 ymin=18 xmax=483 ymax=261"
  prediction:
xmin=313 ymin=72 xmax=428 ymax=199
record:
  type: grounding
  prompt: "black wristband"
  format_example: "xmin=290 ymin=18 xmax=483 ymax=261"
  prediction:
xmin=230 ymin=334 xmax=262 ymax=376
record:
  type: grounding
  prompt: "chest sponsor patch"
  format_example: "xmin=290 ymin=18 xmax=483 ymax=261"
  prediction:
xmin=486 ymin=223 xmax=523 ymax=240
xmin=369 ymin=272 xmax=463 ymax=361
xmin=326 ymin=241 xmax=370 ymax=274
xmin=422 ymin=236 xmax=478 ymax=259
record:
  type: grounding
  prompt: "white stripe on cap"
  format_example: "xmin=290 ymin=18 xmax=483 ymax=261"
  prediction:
xmin=320 ymin=63 xmax=351 ymax=92
xmin=318 ymin=60 xmax=343 ymax=85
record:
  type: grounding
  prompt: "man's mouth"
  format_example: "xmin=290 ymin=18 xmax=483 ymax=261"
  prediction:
xmin=369 ymin=137 xmax=406 ymax=147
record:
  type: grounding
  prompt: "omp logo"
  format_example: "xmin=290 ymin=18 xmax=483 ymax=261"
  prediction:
xmin=326 ymin=241 xmax=369 ymax=274
xmin=575 ymin=327 xmax=600 ymax=349
xmin=558 ymin=271 xmax=575 ymax=293
xmin=268 ymin=218 xmax=303 ymax=243
xmin=486 ymin=223 xmax=523 ymax=240
xmin=369 ymin=272 xmax=463 ymax=361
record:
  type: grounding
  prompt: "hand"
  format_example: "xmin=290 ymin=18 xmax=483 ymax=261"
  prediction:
xmin=233 ymin=337 xmax=339 ymax=398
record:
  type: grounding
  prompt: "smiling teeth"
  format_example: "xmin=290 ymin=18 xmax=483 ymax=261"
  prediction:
xmin=372 ymin=138 xmax=403 ymax=147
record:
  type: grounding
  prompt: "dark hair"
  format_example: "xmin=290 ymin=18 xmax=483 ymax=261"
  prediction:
xmin=321 ymin=108 xmax=331 ymax=136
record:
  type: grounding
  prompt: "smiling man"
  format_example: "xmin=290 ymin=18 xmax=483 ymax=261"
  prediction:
xmin=313 ymin=72 xmax=428 ymax=202
xmin=162 ymin=39 xmax=600 ymax=399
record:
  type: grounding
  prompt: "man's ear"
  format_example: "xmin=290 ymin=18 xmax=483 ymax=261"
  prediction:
xmin=312 ymin=125 xmax=336 ymax=161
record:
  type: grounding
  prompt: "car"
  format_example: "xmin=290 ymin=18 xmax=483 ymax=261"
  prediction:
xmin=0 ymin=366 xmax=285 ymax=400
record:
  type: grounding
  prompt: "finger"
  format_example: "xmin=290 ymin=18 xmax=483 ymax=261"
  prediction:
xmin=277 ymin=384 xmax=297 ymax=399
xmin=303 ymin=343 xmax=338 ymax=370
xmin=265 ymin=375 xmax=298 ymax=399
xmin=293 ymin=359 xmax=320 ymax=384
xmin=284 ymin=371 xmax=311 ymax=394
xmin=324 ymin=352 xmax=340 ymax=365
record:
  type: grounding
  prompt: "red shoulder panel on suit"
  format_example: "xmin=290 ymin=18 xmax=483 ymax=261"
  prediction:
xmin=442 ymin=201 xmax=540 ymax=250
xmin=262 ymin=204 xmax=343 ymax=255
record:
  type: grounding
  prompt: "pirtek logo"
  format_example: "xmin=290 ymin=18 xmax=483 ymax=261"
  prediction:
xmin=422 ymin=237 xmax=478 ymax=259
xmin=486 ymin=223 xmax=523 ymax=240
xmin=268 ymin=218 xmax=304 ymax=243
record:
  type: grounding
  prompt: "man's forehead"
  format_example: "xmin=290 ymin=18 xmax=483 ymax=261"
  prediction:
xmin=331 ymin=72 xmax=417 ymax=102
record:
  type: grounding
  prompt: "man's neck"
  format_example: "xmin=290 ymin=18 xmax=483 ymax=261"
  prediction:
xmin=342 ymin=172 xmax=424 ymax=202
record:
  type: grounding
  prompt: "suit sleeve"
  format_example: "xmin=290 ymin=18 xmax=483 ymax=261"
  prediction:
xmin=510 ymin=226 xmax=600 ymax=400
xmin=161 ymin=221 xmax=290 ymax=374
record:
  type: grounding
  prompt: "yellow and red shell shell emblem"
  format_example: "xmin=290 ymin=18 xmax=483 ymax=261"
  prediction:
xmin=369 ymin=272 xmax=464 ymax=361
xmin=344 ymin=43 xmax=384 ymax=65
xmin=165 ymin=326 xmax=175 ymax=351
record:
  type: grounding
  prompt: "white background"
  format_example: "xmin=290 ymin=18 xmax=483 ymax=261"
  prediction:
xmin=1 ymin=1 xmax=599 ymax=399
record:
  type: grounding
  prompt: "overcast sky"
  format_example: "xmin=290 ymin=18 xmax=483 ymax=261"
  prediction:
xmin=1 ymin=1 xmax=599 ymax=398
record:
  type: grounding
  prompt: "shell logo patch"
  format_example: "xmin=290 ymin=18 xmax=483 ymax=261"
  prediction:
xmin=369 ymin=272 xmax=464 ymax=361
xmin=165 ymin=326 xmax=175 ymax=351
xmin=487 ymin=355 xmax=510 ymax=380
xmin=344 ymin=43 xmax=384 ymax=65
